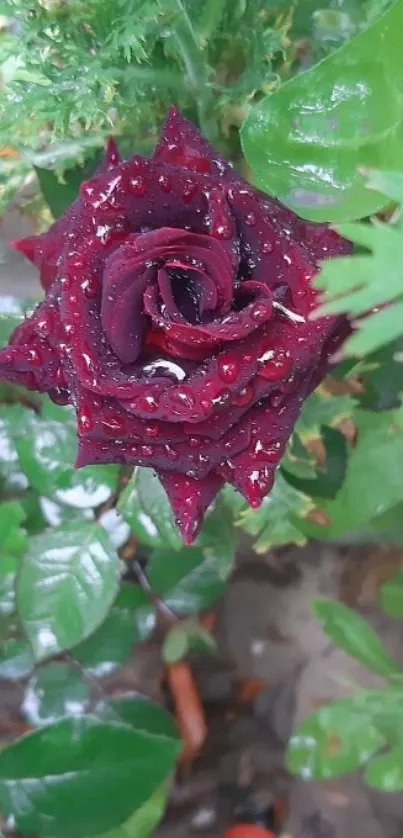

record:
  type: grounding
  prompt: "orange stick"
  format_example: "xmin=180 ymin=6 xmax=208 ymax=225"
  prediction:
xmin=166 ymin=660 xmax=207 ymax=762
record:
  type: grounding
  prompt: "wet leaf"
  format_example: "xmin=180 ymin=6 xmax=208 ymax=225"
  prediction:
xmin=226 ymin=472 xmax=312 ymax=551
xmin=364 ymin=745 xmax=403 ymax=791
xmin=118 ymin=468 xmax=182 ymax=550
xmin=0 ymin=637 xmax=34 ymax=679
xmin=282 ymin=426 xmax=347 ymax=499
xmin=148 ymin=546 xmax=226 ymax=615
xmin=241 ymin=0 xmax=403 ymax=222
xmin=22 ymin=663 xmax=90 ymax=726
xmin=17 ymin=521 xmax=120 ymax=661
xmin=10 ymin=403 xmax=118 ymax=508
xmin=287 ymin=697 xmax=384 ymax=779
xmin=312 ymin=597 xmax=401 ymax=676
xmin=73 ymin=584 xmax=155 ymax=675
xmin=0 ymin=715 xmax=180 ymax=838
xmin=92 ymin=784 xmax=168 ymax=838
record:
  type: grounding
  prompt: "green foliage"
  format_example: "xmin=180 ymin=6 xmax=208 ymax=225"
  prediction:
xmin=287 ymin=575 xmax=403 ymax=791
xmin=241 ymin=0 xmax=403 ymax=222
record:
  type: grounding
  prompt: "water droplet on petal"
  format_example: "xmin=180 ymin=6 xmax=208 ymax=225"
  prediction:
xmin=261 ymin=240 xmax=274 ymax=253
xmin=130 ymin=176 xmax=147 ymax=197
xmin=145 ymin=423 xmax=160 ymax=438
xmin=136 ymin=393 xmax=159 ymax=412
xmin=165 ymin=444 xmax=179 ymax=461
xmin=258 ymin=349 xmax=292 ymax=381
xmin=140 ymin=444 xmax=154 ymax=457
xmin=158 ymin=173 xmax=172 ymax=193
xmin=245 ymin=212 xmax=256 ymax=227
xmin=182 ymin=179 xmax=198 ymax=203
xmin=217 ymin=354 xmax=240 ymax=384
xmin=233 ymin=382 xmax=254 ymax=406
xmin=101 ymin=414 xmax=127 ymax=436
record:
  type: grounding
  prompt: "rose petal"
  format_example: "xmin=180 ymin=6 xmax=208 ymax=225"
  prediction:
xmin=157 ymin=468 xmax=224 ymax=544
xmin=153 ymin=106 xmax=234 ymax=180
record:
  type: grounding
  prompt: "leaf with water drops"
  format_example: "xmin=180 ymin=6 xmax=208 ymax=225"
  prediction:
xmin=73 ymin=583 xmax=155 ymax=675
xmin=17 ymin=520 xmax=120 ymax=661
xmin=364 ymin=745 xmax=403 ymax=791
xmin=22 ymin=663 xmax=90 ymax=727
xmin=118 ymin=468 xmax=183 ymax=549
xmin=148 ymin=546 xmax=227 ymax=615
xmin=10 ymin=400 xmax=118 ymax=508
xmin=241 ymin=0 xmax=403 ymax=222
xmin=0 ymin=714 xmax=180 ymax=838
xmin=286 ymin=696 xmax=384 ymax=779
xmin=0 ymin=637 xmax=34 ymax=680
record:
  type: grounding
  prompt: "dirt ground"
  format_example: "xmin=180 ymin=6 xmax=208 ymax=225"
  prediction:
xmin=2 ymin=220 xmax=403 ymax=838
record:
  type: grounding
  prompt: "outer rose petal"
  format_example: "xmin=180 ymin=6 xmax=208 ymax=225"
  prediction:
xmin=153 ymin=106 xmax=234 ymax=180
xmin=157 ymin=469 xmax=224 ymax=544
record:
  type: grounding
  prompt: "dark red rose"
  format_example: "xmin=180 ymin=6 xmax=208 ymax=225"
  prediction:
xmin=0 ymin=109 xmax=351 ymax=542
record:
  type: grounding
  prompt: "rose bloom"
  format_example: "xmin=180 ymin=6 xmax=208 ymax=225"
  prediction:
xmin=0 ymin=109 xmax=351 ymax=542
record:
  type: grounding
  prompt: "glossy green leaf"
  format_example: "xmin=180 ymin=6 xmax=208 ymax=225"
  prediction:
xmin=0 ymin=715 xmax=180 ymax=838
xmin=0 ymin=636 xmax=34 ymax=679
xmin=97 ymin=695 xmax=180 ymax=741
xmin=356 ymin=339 xmax=403 ymax=411
xmin=73 ymin=584 xmax=155 ymax=675
xmin=17 ymin=521 xmax=120 ymax=661
xmin=364 ymin=745 xmax=403 ymax=791
xmin=299 ymin=408 xmax=403 ymax=539
xmin=241 ymin=0 xmax=403 ymax=222
xmin=226 ymin=472 xmax=312 ymax=551
xmin=0 ymin=297 xmax=36 ymax=348
xmin=312 ymin=597 xmax=401 ymax=677
xmin=118 ymin=468 xmax=182 ymax=549
xmin=148 ymin=546 xmax=226 ymax=615
xmin=286 ymin=697 xmax=384 ymax=779
xmin=282 ymin=426 xmax=347 ymax=499
xmin=0 ymin=554 xmax=18 ymax=616
xmin=22 ymin=663 xmax=90 ymax=726
xmin=0 ymin=500 xmax=27 ymax=557
xmin=380 ymin=570 xmax=403 ymax=618
xmin=10 ymin=403 xmax=118 ymax=508
xmin=92 ymin=784 xmax=168 ymax=838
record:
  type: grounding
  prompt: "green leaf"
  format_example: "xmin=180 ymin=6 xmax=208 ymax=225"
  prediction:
xmin=0 ymin=637 xmax=34 ymax=680
xmin=380 ymin=570 xmax=403 ymax=618
xmin=312 ymin=597 xmax=401 ymax=677
xmin=97 ymin=695 xmax=180 ymax=742
xmin=364 ymin=745 xmax=403 ymax=791
xmin=73 ymin=584 xmax=155 ymax=675
xmin=93 ymin=784 xmax=168 ymax=838
xmin=0 ymin=500 xmax=27 ymax=557
xmin=35 ymin=151 xmax=102 ymax=218
xmin=355 ymin=340 xmax=403 ymax=411
xmin=296 ymin=391 xmax=354 ymax=436
xmin=148 ymin=546 xmax=226 ymax=615
xmin=162 ymin=626 xmax=189 ymax=663
xmin=226 ymin=472 xmax=312 ymax=551
xmin=0 ymin=554 xmax=18 ymax=616
xmin=241 ymin=0 xmax=403 ymax=222
xmin=0 ymin=715 xmax=180 ymax=838
xmin=17 ymin=521 xmax=120 ymax=661
xmin=0 ymin=297 xmax=36 ymax=348
xmin=282 ymin=426 xmax=347 ymax=499
xmin=118 ymin=468 xmax=182 ymax=549
xmin=10 ymin=403 xmax=118 ymax=508
xmin=365 ymin=167 xmax=403 ymax=203
xmin=286 ymin=697 xmax=384 ymax=779
xmin=22 ymin=663 xmax=90 ymax=726
xmin=306 ymin=408 xmax=403 ymax=538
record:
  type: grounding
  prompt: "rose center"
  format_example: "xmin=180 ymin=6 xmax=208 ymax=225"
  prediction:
xmin=165 ymin=266 xmax=203 ymax=325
